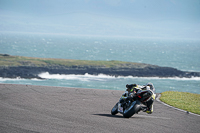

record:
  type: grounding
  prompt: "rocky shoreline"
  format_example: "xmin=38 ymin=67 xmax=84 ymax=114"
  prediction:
xmin=0 ymin=65 xmax=200 ymax=79
xmin=1 ymin=54 xmax=200 ymax=79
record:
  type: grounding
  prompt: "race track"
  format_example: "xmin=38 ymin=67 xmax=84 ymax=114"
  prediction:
xmin=0 ymin=84 xmax=199 ymax=133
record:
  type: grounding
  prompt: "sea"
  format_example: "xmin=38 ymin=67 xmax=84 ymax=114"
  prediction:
xmin=0 ymin=32 xmax=200 ymax=94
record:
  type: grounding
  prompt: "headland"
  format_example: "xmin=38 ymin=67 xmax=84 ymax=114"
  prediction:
xmin=0 ymin=54 xmax=200 ymax=79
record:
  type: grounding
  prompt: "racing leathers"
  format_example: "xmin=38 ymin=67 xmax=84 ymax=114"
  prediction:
xmin=120 ymin=83 xmax=156 ymax=114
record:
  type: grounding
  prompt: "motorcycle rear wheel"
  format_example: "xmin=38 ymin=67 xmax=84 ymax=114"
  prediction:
xmin=123 ymin=100 xmax=141 ymax=118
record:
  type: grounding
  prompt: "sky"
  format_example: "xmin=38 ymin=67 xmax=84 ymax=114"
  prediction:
xmin=0 ymin=0 xmax=200 ymax=40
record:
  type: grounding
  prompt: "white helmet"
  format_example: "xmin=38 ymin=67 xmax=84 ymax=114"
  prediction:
xmin=146 ymin=82 xmax=155 ymax=93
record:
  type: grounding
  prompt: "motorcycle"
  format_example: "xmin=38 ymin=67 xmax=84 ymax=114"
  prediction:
xmin=111 ymin=89 xmax=154 ymax=118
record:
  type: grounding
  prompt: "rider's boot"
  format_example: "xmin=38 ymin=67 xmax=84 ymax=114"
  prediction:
xmin=145 ymin=98 xmax=154 ymax=114
xmin=146 ymin=104 xmax=153 ymax=114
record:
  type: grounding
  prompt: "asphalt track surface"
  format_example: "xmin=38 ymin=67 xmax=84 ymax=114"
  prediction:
xmin=0 ymin=84 xmax=200 ymax=133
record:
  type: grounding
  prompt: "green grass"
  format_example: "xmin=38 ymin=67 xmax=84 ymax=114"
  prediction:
xmin=0 ymin=54 xmax=148 ymax=68
xmin=160 ymin=91 xmax=200 ymax=115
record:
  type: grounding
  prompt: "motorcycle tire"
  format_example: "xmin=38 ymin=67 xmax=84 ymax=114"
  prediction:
xmin=123 ymin=100 xmax=141 ymax=118
xmin=111 ymin=102 xmax=118 ymax=115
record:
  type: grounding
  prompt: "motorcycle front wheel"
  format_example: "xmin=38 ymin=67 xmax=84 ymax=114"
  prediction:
xmin=123 ymin=100 xmax=141 ymax=118
xmin=111 ymin=102 xmax=118 ymax=115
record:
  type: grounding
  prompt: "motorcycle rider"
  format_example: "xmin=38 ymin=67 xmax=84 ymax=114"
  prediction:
xmin=120 ymin=83 xmax=156 ymax=114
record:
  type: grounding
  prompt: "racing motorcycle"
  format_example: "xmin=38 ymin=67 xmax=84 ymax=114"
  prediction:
xmin=111 ymin=89 xmax=154 ymax=118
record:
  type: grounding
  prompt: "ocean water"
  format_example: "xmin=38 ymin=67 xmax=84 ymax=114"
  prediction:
xmin=0 ymin=32 xmax=200 ymax=94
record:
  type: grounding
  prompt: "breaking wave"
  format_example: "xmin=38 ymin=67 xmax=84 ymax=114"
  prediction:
xmin=38 ymin=72 xmax=116 ymax=81
xmin=38 ymin=72 xmax=200 ymax=81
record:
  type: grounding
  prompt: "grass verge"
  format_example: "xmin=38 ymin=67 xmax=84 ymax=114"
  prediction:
xmin=160 ymin=91 xmax=200 ymax=115
xmin=0 ymin=54 xmax=147 ymax=68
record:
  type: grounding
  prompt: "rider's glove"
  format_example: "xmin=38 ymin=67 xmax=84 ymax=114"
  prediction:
xmin=125 ymin=96 xmax=132 ymax=101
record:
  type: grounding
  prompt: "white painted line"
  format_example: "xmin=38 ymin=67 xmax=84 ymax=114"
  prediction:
xmin=134 ymin=115 xmax=171 ymax=120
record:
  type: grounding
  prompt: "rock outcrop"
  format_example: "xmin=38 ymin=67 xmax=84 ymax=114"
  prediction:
xmin=0 ymin=65 xmax=199 ymax=79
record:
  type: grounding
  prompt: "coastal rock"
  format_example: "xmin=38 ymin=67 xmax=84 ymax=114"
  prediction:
xmin=0 ymin=65 xmax=199 ymax=79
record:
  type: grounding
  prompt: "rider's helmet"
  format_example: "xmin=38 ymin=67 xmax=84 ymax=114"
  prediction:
xmin=126 ymin=84 xmax=137 ymax=92
xmin=146 ymin=82 xmax=155 ymax=93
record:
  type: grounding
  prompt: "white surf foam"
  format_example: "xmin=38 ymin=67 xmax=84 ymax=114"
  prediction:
xmin=38 ymin=72 xmax=116 ymax=81
xmin=121 ymin=76 xmax=200 ymax=81
xmin=0 ymin=77 xmax=42 ymax=82
xmin=38 ymin=72 xmax=200 ymax=81
xmin=0 ymin=77 xmax=24 ymax=81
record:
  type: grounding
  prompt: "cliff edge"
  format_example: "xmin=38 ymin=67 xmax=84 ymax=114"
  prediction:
xmin=0 ymin=54 xmax=199 ymax=79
